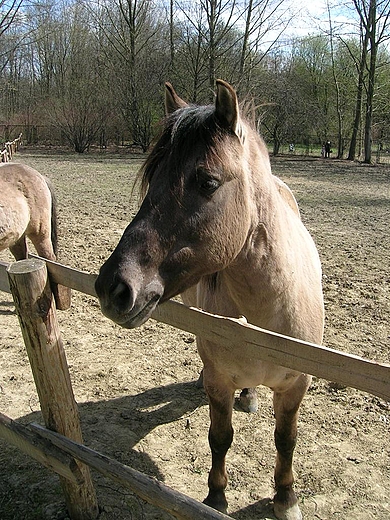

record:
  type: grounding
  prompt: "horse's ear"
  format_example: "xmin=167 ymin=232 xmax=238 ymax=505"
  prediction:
xmin=215 ymin=79 xmax=240 ymax=134
xmin=165 ymin=82 xmax=188 ymax=115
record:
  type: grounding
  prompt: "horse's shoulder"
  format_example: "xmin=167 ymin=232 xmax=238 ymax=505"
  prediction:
xmin=272 ymin=176 xmax=300 ymax=218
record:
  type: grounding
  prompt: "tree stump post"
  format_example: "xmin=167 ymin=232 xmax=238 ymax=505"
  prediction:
xmin=7 ymin=258 xmax=99 ymax=520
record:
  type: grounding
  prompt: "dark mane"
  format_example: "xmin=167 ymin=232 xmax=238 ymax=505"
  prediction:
xmin=139 ymin=104 xmax=226 ymax=197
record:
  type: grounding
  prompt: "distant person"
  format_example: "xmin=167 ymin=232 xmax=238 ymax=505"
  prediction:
xmin=324 ymin=140 xmax=331 ymax=158
xmin=289 ymin=143 xmax=295 ymax=153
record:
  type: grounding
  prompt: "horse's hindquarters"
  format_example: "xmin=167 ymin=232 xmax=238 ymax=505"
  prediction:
xmin=0 ymin=197 xmax=29 ymax=253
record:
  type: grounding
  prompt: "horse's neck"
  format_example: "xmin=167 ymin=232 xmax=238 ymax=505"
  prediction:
xmin=218 ymin=161 xmax=300 ymax=322
xmin=200 ymin=142 xmax=323 ymax=337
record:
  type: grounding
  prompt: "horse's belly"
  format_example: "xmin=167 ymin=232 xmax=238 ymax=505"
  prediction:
xmin=198 ymin=340 xmax=301 ymax=391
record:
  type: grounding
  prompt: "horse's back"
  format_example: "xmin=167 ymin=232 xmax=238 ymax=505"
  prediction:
xmin=0 ymin=162 xmax=48 ymax=192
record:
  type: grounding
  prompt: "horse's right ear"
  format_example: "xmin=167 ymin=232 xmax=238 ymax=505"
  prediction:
xmin=165 ymin=82 xmax=188 ymax=115
xmin=215 ymin=79 xmax=239 ymax=133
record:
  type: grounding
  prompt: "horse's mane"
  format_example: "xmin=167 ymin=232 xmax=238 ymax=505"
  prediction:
xmin=138 ymin=104 xmax=230 ymax=199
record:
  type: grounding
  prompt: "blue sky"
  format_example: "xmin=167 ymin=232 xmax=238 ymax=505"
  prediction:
xmin=290 ymin=1 xmax=358 ymax=37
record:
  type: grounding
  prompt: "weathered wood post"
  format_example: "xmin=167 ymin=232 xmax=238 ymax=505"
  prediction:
xmin=7 ymin=258 xmax=99 ymax=520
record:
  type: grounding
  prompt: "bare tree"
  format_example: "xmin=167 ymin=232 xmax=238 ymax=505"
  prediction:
xmin=347 ymin=0 xmax=390 ymax=162
xmin=175 ymin=0 xmax=241 ymax=99
xmin=36 ymin=1 xmax=111 ymax=152
xmin=87 ymin=0 xmax=167 ymax=150
xmin=0 ymin=0 xmax=23 ymax=37
xmin=327 ymin=3 xmax=343 ymax=158
xmin=0 ymin=0 xmax=24 ymax=81
xmin=238 ymin=0 xmax=293 ymax=89
xmin=346 ymin=21 xmax=370 ymax=160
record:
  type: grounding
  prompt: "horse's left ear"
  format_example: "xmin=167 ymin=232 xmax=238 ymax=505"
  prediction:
xmin=215 ymin=79 xmax=240 ymax=135
xmin=165 ymin=82 xmax=188 ymax=115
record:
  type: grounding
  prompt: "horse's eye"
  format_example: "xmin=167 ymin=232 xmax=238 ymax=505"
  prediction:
xmin=199 ymin=177 xmax=220 ymax=196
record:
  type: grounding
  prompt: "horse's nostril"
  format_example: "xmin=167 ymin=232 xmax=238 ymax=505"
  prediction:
xmin=110 ymin=281 xmax=134 ymax=312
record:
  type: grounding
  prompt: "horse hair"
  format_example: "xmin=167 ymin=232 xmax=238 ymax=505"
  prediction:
xmin=139 ymin=104 xmax=230 ymax=199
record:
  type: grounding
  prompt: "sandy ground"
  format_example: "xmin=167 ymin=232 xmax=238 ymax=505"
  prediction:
xmin=0 ymin=151 xmax=389 ymax=520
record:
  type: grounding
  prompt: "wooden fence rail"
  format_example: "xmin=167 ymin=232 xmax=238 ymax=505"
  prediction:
xmin=1 ymin=132 xmax=22 ymax=162
xmin=2 ymin=255 xmax=388 ymax=401
xmin=0 ymin=413 xmax=231 ymax=520
xmin=0 ymin=255 xmax=389 ymax=520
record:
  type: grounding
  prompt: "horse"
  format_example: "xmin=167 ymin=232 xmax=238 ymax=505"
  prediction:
xmin=95 ymin=80 xmax=324 ymax=520
xmin=0 ymin=162 xmax=71 ymax=310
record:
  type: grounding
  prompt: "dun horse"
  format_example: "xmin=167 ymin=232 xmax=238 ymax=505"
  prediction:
xmin=0 ymin=162 xmax=70 ymax=310
xmin=95 ymin=80 xmax=324 ymax=520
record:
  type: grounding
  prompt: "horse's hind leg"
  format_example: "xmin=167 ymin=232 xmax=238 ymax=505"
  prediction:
xmin=29 ymin=233 xmax=56 ymax=261
xmin=10 ymin=236 xmax=28 ymax=261
xmin=203 ymin=373 xmax=235 ymax=514
xmin=272 ymin=374 xmax=311 ymax=520
xmin=239 ymin=387 xmax=258 ymax=413
xmin=29 ymin=233 xmax=71 ymax=311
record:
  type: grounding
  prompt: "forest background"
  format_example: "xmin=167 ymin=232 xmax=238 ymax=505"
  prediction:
xmin=0 ymin=0 xmax=389 ymax=162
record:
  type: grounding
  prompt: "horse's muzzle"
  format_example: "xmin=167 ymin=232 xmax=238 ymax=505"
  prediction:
xmin=95 ymin=271 xmax=164 ymax=329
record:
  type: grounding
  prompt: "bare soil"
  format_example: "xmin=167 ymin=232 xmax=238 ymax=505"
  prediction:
xmin=0 ymin=150 xmax=389 ymax=520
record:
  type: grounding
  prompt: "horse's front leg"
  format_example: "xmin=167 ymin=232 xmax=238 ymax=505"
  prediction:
xmin=196 ymin=369 xmax=258 ymax=413
xmin=272 ymin=374 xmax=311 ymax=520
xmin=203 ymin=373 xmax=235 ymax=514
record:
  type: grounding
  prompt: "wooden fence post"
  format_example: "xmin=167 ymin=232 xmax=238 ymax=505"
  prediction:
xmin=7 ymin=258 xmax=99 ymax=520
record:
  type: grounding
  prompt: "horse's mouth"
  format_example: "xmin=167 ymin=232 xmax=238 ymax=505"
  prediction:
xmin=103 ymin=294 xmax=161 ymax=329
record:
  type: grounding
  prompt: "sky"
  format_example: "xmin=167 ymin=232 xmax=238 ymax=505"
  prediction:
xmin=248 ymin=0 xmax=365 ymax=56
xmin=278 ymin=0 xmax=358 ymax=41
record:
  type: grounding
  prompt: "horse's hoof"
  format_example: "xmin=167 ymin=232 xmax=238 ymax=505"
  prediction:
xmin=239 ymin=387 xmax=258 ymax=413
xmin=273 ymin=502 xmax=302 ymax=520
xmin=203 ymin=492 xmax=228 ymax=514
xmin=195 ymin=369 xmax=204 ymax=388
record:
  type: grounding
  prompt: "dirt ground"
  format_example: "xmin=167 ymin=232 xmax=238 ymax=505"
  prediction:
xmin=0 ymin=150 xmax=389 ymax=520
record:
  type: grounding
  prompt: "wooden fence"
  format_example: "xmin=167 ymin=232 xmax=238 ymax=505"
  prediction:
xmin=0 ymin=256 xmax=389 ymax=519
xmin=1 ymin=132 xmax=22 ymax=162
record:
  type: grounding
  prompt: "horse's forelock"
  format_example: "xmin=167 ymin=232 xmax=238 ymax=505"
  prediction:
xmin=139 ymin=104 xmax=222 ymax=198
xmin=170 ymin=105 xmax=213 ymax=143
xmin=138 ymin=97 xmax=261 ymax=202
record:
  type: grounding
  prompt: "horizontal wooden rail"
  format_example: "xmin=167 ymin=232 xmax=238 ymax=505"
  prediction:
xmin=30 ymin=422 xmax=232 ymax=520
xmin=0 ymin=411 xmax=231 ymax=520
xmin=153 ymin=301 xmax=390 ymax=401
xmin=0 ymin=413 xmax=84 ymax=485
xmin=1 ymin=256 xmax=389 ymax=401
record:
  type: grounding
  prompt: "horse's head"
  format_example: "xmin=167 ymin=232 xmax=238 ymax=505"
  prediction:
xmin=95 ymin=80 xmax=263 ymax=328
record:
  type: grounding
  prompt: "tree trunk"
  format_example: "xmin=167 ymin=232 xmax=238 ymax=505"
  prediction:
xmin=170 ymin=0 xmax=175 ymax=69
xmin=363 ymin=0 xmax=377 ymax=164
xmin=208 ymin=0 xmax=216 ymax=97
xmin=348 ymin=12 xmax=369 ymax=160
xmin=239 ymin=0 xmax=253 ymax=81
xmin=328 ymin=6 xmax=343 ymax=159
